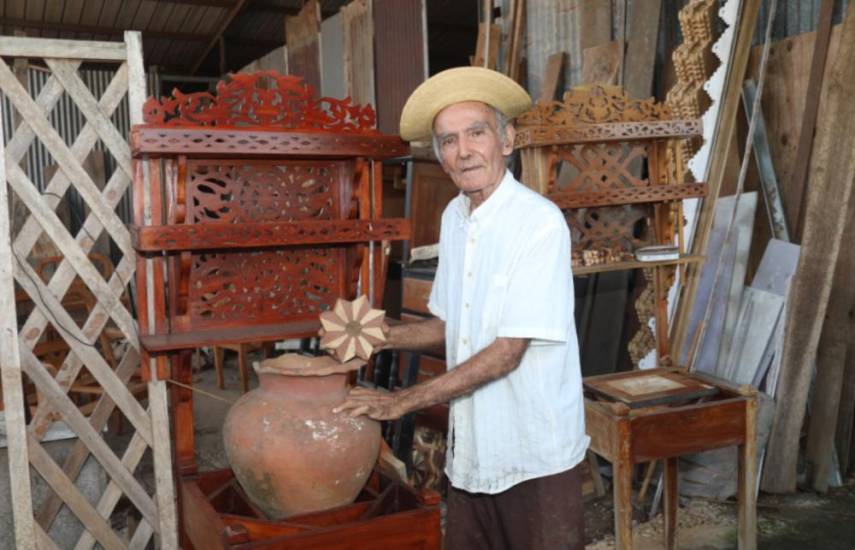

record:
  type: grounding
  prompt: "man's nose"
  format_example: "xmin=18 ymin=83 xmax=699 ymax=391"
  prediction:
xmin=457 ymin=135 xmax=472 ymax=158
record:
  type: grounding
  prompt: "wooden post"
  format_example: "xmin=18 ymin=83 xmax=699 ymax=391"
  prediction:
xmin=663 ymin=457 xmax=679 ymax=550
xmin=763 ymin=4 xmax=855 ymax=493
xmin=805 ymin=159 xmax=855 ymax=492
xmin=738 ymin=388 xmax=758 ymax=550
xmin=0 ymin=68 xmax=37 ymax=550
xmin=612 ymin=404 xmax=633 ymax=550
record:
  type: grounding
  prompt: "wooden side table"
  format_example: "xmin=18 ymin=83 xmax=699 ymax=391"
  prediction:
xmin=584 ymin=368 xmax=757 ymax=550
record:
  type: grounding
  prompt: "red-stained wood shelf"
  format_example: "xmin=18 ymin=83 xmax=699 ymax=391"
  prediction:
xmin=132 ymin=218 xmax=411 ymax=252
xmin=547 ymin=183 xmax=707 ymax=210
xmin=140 ymin=320 xmax=321 ymax=353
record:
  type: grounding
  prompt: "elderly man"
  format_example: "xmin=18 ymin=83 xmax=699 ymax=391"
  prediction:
xmin=334 ymin=67 xmax=588 ymax=550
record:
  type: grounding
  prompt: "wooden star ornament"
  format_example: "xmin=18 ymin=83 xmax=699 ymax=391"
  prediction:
xmin=319 ymin=295 xmax=386 ymax=362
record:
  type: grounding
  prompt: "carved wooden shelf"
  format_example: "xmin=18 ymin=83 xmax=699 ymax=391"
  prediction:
xmin=515 ymin=119 xmax=702 ymax=147
xmin=132 ymin=219 xmax=410 ymax=252
xmin=130 ymin=127 xmax=409 ymax=159
xmin=572 ymin=255 xmax=704 ymax=276
xmin=140 ymin=320 xmax=321 ymax=353
xmin=547 ymin=183 xmax=706 ymax=209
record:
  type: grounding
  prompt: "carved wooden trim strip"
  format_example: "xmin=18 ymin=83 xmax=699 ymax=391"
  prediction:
xmin=132 ymin=218 xmax=411 ymax=252
xmin=131 ymin=127 xmax=409 ymax=159
xmin=547 ymin=183 xmax=706 ymax=209
xmin=515 ymin=120 xmax=702 ymax=148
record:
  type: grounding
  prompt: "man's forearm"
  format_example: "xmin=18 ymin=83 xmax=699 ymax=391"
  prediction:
xmin=387 ymin=317 xmax=446 ymax=351
xmin=396 ymin=337 xmax=529 ymax=414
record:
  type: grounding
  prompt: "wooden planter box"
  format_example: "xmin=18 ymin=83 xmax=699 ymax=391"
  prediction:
xmin=179 ymin=468 xmax=441 ymax=549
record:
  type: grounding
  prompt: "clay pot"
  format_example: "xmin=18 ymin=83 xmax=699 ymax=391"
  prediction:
xmin=222 ymin=354 xmax=380 ymax=519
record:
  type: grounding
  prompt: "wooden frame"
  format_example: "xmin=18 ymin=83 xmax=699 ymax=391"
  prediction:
xmin=132 ymin=71 xmax=439 ymax=548
xmin=0 ymin=33 xmax=177 ymax=549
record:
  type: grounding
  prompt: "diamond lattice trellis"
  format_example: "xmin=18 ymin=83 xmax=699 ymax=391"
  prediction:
xmin=0 ymin=33 xmax=177 ymax=549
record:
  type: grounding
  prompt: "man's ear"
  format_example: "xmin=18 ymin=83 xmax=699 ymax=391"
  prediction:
xmin=502 ymin=124 xmax=516 ymax=156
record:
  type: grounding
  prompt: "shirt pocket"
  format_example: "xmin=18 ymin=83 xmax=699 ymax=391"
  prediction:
xmin=479 ymin=274 xmax=509 ymax=345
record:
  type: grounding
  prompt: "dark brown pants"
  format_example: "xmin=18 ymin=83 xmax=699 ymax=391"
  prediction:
xmin=445 ymin=464 xmax=585 ymax=550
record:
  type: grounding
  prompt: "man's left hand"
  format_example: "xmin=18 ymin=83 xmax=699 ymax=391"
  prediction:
xmin=332 ymin=387 xmax=408 ymax=420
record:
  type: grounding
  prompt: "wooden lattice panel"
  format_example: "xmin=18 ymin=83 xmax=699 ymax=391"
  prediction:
xmin=0 ymin=33 xmax=177 ymax=549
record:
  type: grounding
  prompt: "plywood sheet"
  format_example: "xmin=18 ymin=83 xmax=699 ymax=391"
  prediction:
xmin=342 ymin=0 xmax=375 ymax=108
xmin=285 ymin=0 xmax=321 ymax=91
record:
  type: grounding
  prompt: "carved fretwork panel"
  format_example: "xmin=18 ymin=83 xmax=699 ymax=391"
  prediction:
xmin=186 ymin=160 xmax=344 ymax=224
xmin=187 ymin=248 xmax=345 ymax=326
xmin=549 ymin=143 xmax=650 ymax=195
xmin=565 ymin=205 xmax=653 ymax=256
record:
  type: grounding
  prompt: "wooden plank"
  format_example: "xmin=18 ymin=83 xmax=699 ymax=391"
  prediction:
xmin=581 ymin=41 xmax=622 ymax=86
xmin=737 ymin=394 xmax=758 ymax=550
xmin=838 ymin=338 xmax=855 ymax=475
xmin=763 ymin=4 xmax=855 ymax=493
xmin=20 ymin=351 xmax=159 ymax=528
xmin=806 ymin=188 xmax=855 ymax=492
xmin=0 ymin=81 xmax=38 ymax=550
xmin=285 ymin=0 xmax=322 ymax=92
xmin=132 ymin=218 xmax=410 ymax=251
xmin=402 ymin=277 xmax=432 ymax=314
xmin=472 ymin=23 xmax=501 ymax=70
xmin=148 ymin=380 xmax=179 ymax=549
xmin=0 ymin=36 xmax=127 ymax=61
xmin=742 ymin=80 xmax=789 ymax=241
xmin=790 ymin=0 xmax=836 ymax=239
xmin=622 ymin=0 xmax=662 ymax=98
xmin=663 ymin=457 xmax=678 ymax=550
xmin=342 ymin=0 xmax=375 ymax=107
xmin=27 ymin=437 xmax=126 ymax=550
xmin=538 ymin=52 xmax=565 ymax=103
xmin=181 ymin=480 xmax=229 ymax=550
xmin=747 ymin=26 xmax=843 ymax=237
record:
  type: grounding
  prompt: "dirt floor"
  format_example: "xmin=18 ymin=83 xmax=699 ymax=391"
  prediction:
xmin=193 ymin=353 xmax=855 ymax=549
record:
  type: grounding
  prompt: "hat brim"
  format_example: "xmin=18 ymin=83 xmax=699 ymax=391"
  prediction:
xmin=399 ymin=67 xmax=532 ymax=142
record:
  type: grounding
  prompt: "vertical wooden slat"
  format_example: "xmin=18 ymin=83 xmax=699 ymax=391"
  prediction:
xmin=0 ymin=74 xmax=38 ymax=550
xmin=127 ymin=29 xmax=179 ymax=549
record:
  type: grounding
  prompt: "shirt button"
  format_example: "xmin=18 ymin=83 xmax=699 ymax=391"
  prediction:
xmin=464 ymin=302 xmax=470 ymax=309
xmin=468 ymin=238 xmax=476 ymax=244
xmin=467 ymin=271 xmax=473 ymax=278
xmin=461 ymin=337 xmax=468 ymax=345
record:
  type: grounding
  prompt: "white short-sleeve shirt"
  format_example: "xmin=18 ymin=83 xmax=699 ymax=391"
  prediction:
xmin=427 ymin=170 xmax=589 ymax=494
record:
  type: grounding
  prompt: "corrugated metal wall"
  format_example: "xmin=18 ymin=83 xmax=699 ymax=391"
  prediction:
xmin=1 ymin=67 xmax=159 ymax=229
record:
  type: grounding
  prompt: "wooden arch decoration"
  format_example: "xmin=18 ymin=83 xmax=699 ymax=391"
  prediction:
xmin=142 ymin=71 xmax=377 ymax=132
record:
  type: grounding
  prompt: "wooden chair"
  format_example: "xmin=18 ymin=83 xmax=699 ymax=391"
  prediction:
xmin=213 ymin=341 xmax=275 ymax=393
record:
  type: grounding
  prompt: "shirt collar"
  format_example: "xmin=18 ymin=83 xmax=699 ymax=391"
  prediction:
xmin=455 ymin=170 xmax=516 ymax=224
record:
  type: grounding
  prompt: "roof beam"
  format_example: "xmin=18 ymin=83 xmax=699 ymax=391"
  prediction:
xmin=190 ymin=0 xmax=250 ymax=74
xmin=0 ymin=17 xmax=208 ymax=42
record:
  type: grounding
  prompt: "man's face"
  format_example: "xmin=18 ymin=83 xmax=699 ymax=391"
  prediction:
xmin=433 ymin=101 xmax=514 ymax=195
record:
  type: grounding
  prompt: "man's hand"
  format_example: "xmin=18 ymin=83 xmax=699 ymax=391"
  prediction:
xmin=332 ymin=386 xmax=408 ymax=420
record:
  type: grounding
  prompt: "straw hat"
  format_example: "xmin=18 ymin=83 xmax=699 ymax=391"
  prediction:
xmin=399 ymin=67 xmax=532 ymax=142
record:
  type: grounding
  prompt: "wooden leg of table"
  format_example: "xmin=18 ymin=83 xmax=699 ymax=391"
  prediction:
xmin=738 ymin=394 xmax=758 ymax=550
xmin=213 ymin=346 xmax=225 ymax=390
xmin=613 ymin=456 xmax=633 ymax=550
xmin=238 ymin=343 xmax=250 ymax=394
xmin=664 ymin=457 xmax=678 ymax=550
